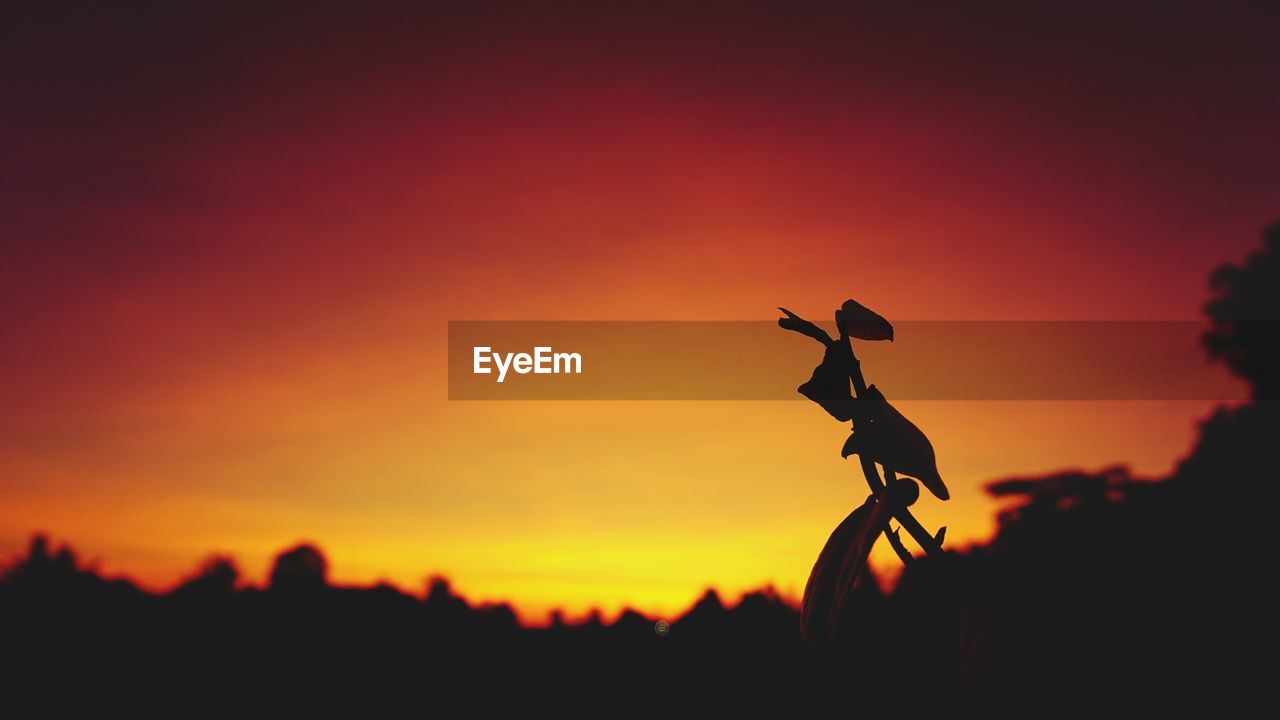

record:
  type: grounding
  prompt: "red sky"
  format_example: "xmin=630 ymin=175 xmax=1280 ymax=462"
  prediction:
xmin=2 ymin=0 xmax=1277 ymax=620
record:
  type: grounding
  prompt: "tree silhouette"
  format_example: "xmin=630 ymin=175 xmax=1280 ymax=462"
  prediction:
xmin=1203 ymin=222 xmax=1280 ymax=399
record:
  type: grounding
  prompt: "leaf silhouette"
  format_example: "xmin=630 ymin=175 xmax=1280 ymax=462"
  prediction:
xmin=797 ymin=341 xmax=858 ymax=421
xmin=777 ymin=307 xmax=835 ymax=346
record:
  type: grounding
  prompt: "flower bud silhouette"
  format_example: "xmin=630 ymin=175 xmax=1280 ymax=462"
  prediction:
xmin=837 ymin=299 xmax=894 ymax=342
xmin=799 ymin=496 xmax=884 ymax=656
xmin=800 ymin=478 xmax=921 ymax=656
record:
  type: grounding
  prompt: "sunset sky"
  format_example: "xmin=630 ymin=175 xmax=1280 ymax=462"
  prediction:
xmin=3 ymin=1 xmax=1278 ymax=621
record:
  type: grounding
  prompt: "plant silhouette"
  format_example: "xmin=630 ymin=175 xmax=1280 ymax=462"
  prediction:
xmin=779 ymin=300 xmax=949 ymax=662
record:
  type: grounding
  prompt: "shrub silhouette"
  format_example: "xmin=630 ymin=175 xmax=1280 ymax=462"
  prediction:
xmin=174 ymin=554 xmax=240 ymax=596
xmin=268 ymin=543 xmax=328 ymax=593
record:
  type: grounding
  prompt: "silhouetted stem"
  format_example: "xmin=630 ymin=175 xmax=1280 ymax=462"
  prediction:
xmin=893 ymin=506 xmax=943 ymax=556
xmin=841 ymin=329 xmax=943 ymax=558
xmin=840 ymin=325 xmax=887 ymax=496
xmin=884 ymin=526 xmax=914 ymax=566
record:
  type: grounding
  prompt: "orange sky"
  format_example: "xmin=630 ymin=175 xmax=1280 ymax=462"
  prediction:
xmin=2 ymin=1 xmax=1277 ymax=621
